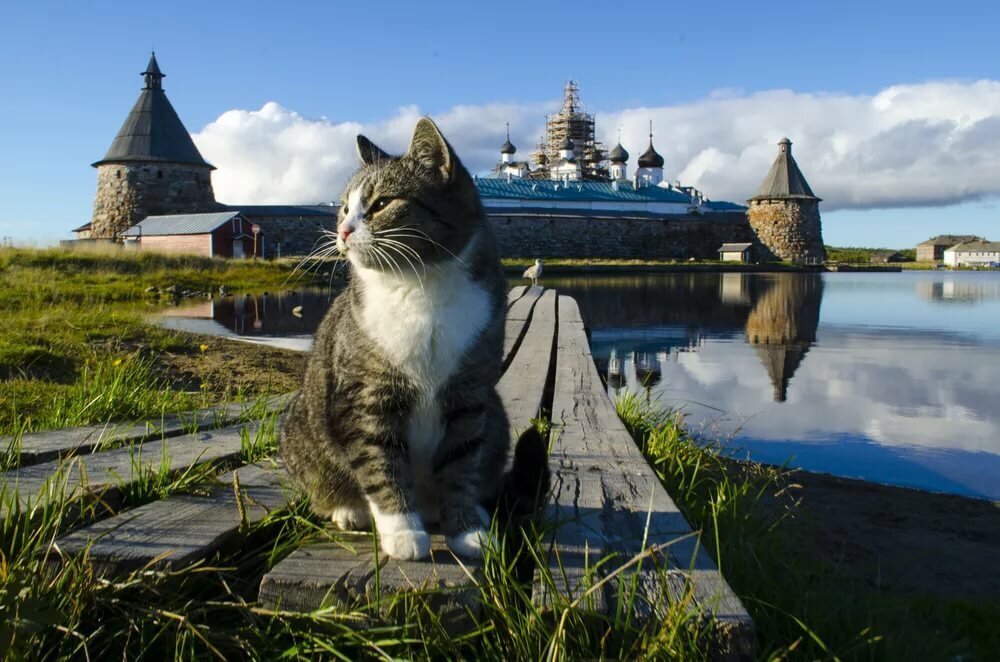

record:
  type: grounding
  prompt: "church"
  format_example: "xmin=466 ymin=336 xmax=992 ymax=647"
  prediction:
xmin=75 ymin=56 xmax=824 ymax=263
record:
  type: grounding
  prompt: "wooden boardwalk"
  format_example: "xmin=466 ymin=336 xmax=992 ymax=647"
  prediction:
xmin=1 ymin=288 xmax=753 ymax=657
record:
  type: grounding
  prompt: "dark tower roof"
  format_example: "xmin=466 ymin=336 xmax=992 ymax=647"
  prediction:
xmin=750 ymin=138 xmax=818 ymax=201
xmin=558 ymin=136 xmax=575 ymax=151
xmin=608 ymin=142 xmax=629 ymax=163
xmin=500 ymin=123 xmax=516 ymax=154
xmin=754 ymin=344 xmax=809 ymax=403
xmin=92 ymin=53 xmax=214 ymax=169
xmin=637 ymin=123 xmax=664 ymax=168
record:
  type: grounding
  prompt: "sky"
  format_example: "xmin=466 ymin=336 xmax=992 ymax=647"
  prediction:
xmin=2 ymin=0 xmax=1000 ymax=247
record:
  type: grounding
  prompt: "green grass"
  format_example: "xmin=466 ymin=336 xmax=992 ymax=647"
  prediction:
xmin=614 ymin=391 xmax=1000 ymax=660
xmin=824 ymin=245 xmax=916 ymax=264
xmin=0 ymin=247 xmax=313 ymax=438
xmin=0 ymin=407 xmax=729 ymax=661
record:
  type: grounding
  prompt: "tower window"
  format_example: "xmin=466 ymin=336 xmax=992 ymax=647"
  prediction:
xmin=157 ymin=170 xmax=163 ymax=179
xmin=116 ymin=170 xmax=121 ymax=179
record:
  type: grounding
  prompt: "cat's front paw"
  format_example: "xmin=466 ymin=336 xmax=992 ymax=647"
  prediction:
xmin=330 ymin=505 xmax=372 ymax=531
xmin=379 ymin=528 xmax=431 ymax=560
xmin=448 ymin=527 xmax=494 ymax=558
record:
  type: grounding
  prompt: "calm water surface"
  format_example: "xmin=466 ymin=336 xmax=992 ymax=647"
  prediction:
xmin=162 ymin=272 xmax=1000 ymax=500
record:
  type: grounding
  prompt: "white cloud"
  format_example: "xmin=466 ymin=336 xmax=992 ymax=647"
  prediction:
xmin=193 ymin=80 xmax=1000 ymax=211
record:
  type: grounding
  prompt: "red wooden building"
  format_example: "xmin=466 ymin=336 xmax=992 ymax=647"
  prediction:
xmin=122 ymin=212 xmax=262 ymax=258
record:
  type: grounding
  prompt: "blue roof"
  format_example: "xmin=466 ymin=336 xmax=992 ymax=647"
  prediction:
xmin=475 ymin=178 xmax=695 ymax=204
xmin=703 ymin=200 xmax=748 ymax=212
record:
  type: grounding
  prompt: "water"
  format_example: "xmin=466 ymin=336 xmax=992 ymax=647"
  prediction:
xmin=550 ymin=271 xmax=1000 ymax=500
xmin=161 ymin=272 xmax=1000 ymax=500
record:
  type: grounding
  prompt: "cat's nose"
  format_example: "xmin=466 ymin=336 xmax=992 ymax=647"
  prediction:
xmin=338 ymin=227 xmax=352 ymax=242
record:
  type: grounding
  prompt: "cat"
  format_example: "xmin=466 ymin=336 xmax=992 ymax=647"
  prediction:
xmin=280 ymin=117 xmax=547 ymax=560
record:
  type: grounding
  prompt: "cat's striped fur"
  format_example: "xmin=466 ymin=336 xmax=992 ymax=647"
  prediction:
xmin=280 ymin=118 xmax=541 ymax=560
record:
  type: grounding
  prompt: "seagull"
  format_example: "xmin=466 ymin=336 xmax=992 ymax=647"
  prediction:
xmin=523 ymin=258 xmax=543 ymax=286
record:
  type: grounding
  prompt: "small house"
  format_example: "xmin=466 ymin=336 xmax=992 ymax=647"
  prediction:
xmin=943 ymin=241 xmax=1000 ymax=267
xmin=718 ymin=242 xmax=753 ymax=263
xmin=71 ymin=222 xmax=93 ymax=240
xmin=916 ymin=235 xmax=984 ymax=262
xmin=871 ymin=251 xmax=906 ymax=263
xmin=122 ymin=212 xmax=262 ymax=258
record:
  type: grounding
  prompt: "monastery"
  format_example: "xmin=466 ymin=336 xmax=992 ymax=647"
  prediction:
xmin=74 ymin=56 xmax=825 ymax=263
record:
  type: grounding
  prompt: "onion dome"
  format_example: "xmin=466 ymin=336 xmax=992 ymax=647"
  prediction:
xmin=500 ymin=123 xmax=516 ymax=154
xmin=637 ymin=121 xmax=664 ymax=169
xmin=637 ymin=138 xmax=664 ymax=168
xmin=558 ymin=136 xmax=575 ymax=151
xmin=608 ymin=142 xmax=629 ymax=163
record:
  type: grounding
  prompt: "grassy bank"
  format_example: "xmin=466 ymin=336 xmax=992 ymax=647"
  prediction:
xmin=0 ymin=247 xmax=312 ymax=437
xmin=615 ymin=392 xmax=1000 ymax=660
xmin=6 ymin=386 xmax=995 ymax=659
xmin=0 ymin=397 xmax=722 ymax=661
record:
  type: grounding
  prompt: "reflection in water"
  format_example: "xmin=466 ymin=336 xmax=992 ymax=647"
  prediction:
xmin=744 ymin=275 xmax=823 ymax=402
xmin=546 ymin=272 xmax=1000 ymax=499
xmin=916 ymin=278 xmax=1000 ymax=303
xmin=160 ymin=288 xmax=342 ymax=339
xmin=162 ymin=272 xmax=1000 ymax=499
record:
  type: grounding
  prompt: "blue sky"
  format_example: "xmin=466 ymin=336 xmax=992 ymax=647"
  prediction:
xmin=2 ymin=0 xmax=1000 ymax=247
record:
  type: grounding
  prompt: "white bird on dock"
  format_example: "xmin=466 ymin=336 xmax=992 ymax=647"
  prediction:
xmin=523 ymin=258 xmax=543 ymax=286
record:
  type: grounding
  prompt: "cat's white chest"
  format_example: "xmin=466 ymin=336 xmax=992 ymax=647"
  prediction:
xmin=355 ymin=266 xmax=490 ymax=393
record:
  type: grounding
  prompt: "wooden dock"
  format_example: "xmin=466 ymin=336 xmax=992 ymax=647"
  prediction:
xmin=2 ymin=288 xmax=754 ymax=658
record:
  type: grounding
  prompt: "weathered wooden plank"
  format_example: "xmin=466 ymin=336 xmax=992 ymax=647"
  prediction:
xmin=534 ymin=295 xmax=754 ymax=655
xmin=498 ymin=289 xmax=556 ymax=435
xmin=506 ymin=285 xmax=527 ymax=307
xmin=259 ymin=533 xmax=481 ymax=624
xmin=0 ymin=422 xmax=265 ymax=514
xmin=53 ymin=462 xmax=295 ymax=574
xmin=9 ymin=393 xmax=293 ymax=467
xmin=502 ymin=285 xmax=545 ymax=368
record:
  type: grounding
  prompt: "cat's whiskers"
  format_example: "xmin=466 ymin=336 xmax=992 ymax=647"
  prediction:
xmin=375 ymin=237 xmax=425 ymax=272
xmin=286 ymin=234 xmax=342 ymax=287
xmin=377 ymin=240 xmax=427 ymax=288
xmin=377 ymin=226 xmax=469 ymax=267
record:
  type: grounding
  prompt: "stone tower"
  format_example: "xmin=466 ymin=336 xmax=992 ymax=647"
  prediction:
xmin=747 ymin=138 xmax=824 ymax=263
xmin=744 ymin=274 xmax=823 ymax=402
xmin=90 ymin=53 xmax=218 ymax=239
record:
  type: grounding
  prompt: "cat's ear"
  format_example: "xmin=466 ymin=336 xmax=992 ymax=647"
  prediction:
xmin=356 ymin=135 xmax=391 ymax=165
xmin=406 ymin=117 xmax=454 ymax=181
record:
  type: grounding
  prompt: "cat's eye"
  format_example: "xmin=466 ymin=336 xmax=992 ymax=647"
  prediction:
xmin=370 ymin=197 xmax=394 ymax=213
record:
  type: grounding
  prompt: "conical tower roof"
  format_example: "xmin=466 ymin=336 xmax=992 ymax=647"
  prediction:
xmin=753 ymin=344 xmax=809 ymax=403
xmin=93 ymin=53 xmax=214 ymax=169
xmin=750 ymin=138 xmax=817 ymax=201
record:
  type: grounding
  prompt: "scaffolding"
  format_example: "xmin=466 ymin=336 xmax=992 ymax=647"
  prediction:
xmin=530 ymin=80 xmax=609 ymax=180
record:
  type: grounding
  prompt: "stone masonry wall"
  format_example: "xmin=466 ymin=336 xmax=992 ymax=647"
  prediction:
xmin=746 ymin=199 xmax=825 ymax=263
xmin=488 ymin=213 xmax=754 ymax=260
xmin=91 ymin=163 xmax=218 ymax=238
xmin=248 ymin=216 xmax=340 ymax=259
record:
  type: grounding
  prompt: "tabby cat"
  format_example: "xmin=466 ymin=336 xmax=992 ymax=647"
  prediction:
xmin=280 ymin=118 xmax=545 ymax=560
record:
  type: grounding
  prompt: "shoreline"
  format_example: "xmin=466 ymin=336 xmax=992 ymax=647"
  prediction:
xmin=196 ymin=336 xmax=999 ymax=606
xmin=501 ymin=261 xmax=902 ymax=274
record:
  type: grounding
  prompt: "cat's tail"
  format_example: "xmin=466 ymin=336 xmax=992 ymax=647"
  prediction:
xmin=493 ymin=426 xmax=551 ymax=524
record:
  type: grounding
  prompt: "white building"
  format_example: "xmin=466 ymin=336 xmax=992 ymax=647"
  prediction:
xmin=943 ymin=241 xmax=1000 ymax=267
